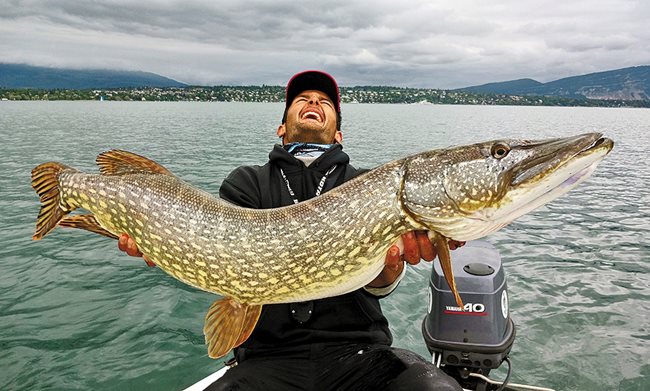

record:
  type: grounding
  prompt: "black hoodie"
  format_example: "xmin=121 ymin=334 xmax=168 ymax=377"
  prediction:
xmin=219 ymin=144 xmax=393 ymax=357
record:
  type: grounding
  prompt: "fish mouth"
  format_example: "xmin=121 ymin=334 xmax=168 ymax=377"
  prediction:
xmin=486 ymin=132 xmax=613 ymax=224
xmin=555 ymin=136 xmax=613 ymax=187
xmin=511 ymin=133 xmax=613 ymax=186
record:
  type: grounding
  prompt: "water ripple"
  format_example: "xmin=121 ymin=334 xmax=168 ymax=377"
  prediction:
xmin=1 ymin=102 xmax=648 ymax=390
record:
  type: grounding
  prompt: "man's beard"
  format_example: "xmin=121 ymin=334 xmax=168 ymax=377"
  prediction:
xmin=286 ymin=123 xmax=332 ymax=144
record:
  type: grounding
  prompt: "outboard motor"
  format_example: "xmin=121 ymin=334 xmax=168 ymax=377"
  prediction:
xmin=422 ymin=241 xmax=516 ymax=391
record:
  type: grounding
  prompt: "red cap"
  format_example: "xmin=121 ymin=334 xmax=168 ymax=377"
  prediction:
xmin=285 ymin=70 xmax=341 ymax=113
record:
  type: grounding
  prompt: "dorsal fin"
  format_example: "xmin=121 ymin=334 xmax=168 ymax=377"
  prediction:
xmin=96 ymin=150 xmax=174 ymax=176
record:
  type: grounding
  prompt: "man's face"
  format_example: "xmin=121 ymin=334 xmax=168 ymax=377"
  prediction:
xmin=277 ymin=90 xmax=342 ymax=144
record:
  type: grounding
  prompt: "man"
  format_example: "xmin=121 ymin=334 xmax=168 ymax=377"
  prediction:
xmin=119 ymin=71 xmax=463 ymax=390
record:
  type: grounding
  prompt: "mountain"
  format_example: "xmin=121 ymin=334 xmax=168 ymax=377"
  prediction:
xmin=458 ymin=66 xmax=650 ymax=100
xmin=0 ymin=63 xmax=187 ymax=89
xmin=458 ymin=78 xmax=543 ymax=95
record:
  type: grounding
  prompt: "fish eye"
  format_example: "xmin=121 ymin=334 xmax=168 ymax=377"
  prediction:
xmin=491 ymin=143 xmax=510 ymax=159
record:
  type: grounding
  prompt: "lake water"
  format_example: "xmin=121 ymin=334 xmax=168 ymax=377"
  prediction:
xmin=1 ymin=101 xmax=648 ymax=390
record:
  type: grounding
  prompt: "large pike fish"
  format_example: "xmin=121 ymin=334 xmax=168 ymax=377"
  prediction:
xmin=31 ymin=133 xmax=613 ymax=358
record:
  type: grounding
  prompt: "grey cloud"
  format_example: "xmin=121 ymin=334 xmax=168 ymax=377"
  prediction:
xmin=0 ymin=0 xmax=648 ymax=88
xmin=546 ymin=34 xmax=637 ymax=53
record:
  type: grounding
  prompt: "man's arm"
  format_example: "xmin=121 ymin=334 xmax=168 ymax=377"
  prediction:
xmin=370 ymin=231 xmax=432 ymax=281
xmin=219 ymin=166 xmax=264 ymax=208
xmin=365 ymin=232 xmax=465 ymax=296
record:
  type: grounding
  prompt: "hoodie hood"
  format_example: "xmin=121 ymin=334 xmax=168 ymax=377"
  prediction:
xmin=269 ymin=143 xmax=350 ymax=173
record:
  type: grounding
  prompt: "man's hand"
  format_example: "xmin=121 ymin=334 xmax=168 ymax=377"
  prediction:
xmin=367 ymin=231 xmax=465 ymax=288
xmin=118 ymin=233 xmax=156 ymax=267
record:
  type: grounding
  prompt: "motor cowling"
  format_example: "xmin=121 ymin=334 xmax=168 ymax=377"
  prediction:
xmin=422 ymin=241 xmax=515 ymax=386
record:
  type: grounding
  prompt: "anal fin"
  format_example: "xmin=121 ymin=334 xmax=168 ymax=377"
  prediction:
xmin=204 ymin=298 xmax=262 ymax=359
xmin=59 ymin=214 xmax=119 ymax=240
xmin=430 ymin=232 xmax=464 ymax=309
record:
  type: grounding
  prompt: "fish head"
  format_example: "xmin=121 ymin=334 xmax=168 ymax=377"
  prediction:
xmin=401 ymin=132 xmax=614 ymax=241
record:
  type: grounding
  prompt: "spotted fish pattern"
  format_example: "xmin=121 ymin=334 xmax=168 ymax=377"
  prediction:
xmin=31 ymin=133 xmax=613 ymax=358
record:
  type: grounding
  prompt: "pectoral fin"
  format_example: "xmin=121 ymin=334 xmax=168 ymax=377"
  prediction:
xmin=431 ymin=232 xmax=464 ymax=309
xmin=58 ymin=214 xmax=119 ymax=240
xmin=204 ymin=297 xmax=262 ymax=359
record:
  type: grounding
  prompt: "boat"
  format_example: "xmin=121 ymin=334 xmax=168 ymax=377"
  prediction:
xmin=183 ymin=241 xmax=554 ymax=391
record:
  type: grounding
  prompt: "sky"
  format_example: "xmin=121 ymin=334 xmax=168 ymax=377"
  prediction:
xmin=1 ymin=0 xmax=648 ymax=89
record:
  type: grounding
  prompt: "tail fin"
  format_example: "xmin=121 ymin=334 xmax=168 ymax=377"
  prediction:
xmin=31 ymin=162 xmax=74 ymax=240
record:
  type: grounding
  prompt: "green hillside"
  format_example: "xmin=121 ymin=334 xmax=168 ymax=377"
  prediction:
xmin=459 ymin=66 xmax=650 ymax=100
xmin=0 ymin=63 xmax=187 ymax=89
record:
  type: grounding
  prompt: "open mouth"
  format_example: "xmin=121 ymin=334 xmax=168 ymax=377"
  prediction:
xmin=301 ymin=110 xmax=323 ymax=122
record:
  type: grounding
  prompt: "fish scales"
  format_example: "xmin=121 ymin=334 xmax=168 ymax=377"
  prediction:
xmin=56 ymin=159 xmax=417 ymax=304
xmin=32 ymin=134 xmax=613 ymax=358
